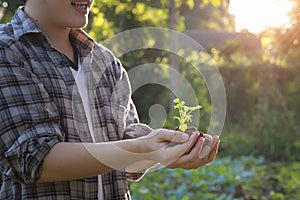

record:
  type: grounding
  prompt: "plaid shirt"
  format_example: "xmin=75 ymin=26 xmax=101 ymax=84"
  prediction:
xmin=0 ymin=8 xmax=152 ymax=200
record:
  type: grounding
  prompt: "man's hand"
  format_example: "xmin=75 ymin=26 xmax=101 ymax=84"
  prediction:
xmin=166 ymin=133 xmax=220 ymax=170
xmin=137 ymin=129 xmax=199 ymax=166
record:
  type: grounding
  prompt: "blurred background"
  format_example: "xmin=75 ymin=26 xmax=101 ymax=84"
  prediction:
xmin=1 ymin=0 xmax=299 ymax=199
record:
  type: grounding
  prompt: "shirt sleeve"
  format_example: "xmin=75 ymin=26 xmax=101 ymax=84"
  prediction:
xmin=112 ymin=59 xmax=154 ymax=181
xmin=98 ymin=47 xmax=154 ymax=181
xmin=0 ymin=49 xmax=63 ymax=184
xmin=122 ymin=86 xmax=154 ymax=182
xmin=124 ymin=122 xmax=153 ymax=182
xmin=109 ymin=59 xmax=153 ymax=138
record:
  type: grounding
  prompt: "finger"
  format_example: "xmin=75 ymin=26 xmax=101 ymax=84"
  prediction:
xmin=162 ymin=132 xmax=198 ymax=166
xmin=198 ymin=135 xmax=219 ymax=158
xmin=167 ymin=133 xmax=202 ymax=167
xmin=202 ymin=134 xmax=214 ymax=148
xmin=199 ymin=148 xmax=209 ymax=159
xmin=203 ymin=134 xmax=213 ymax=141
xmin=198 ymin=141 xmax=211 ymax=159
xmin=173 ymin=135 xmax=204 ymax=167
xmin=167 ymin=156 xmax=194 ymax=169
xmin=210 ymin=136 xmax=220 ymax=147
xmin=207 ymin=139 xmax=220 ymax=162
xmin=168 ymin=139 xmax=220 ymax=169
xmin=185 ymin=132 xmax=202 ymax=153
xmin=182 ymin=136 xmax=205 ymax=168
xmin=166 ymin=132 xmax=197 ymax=156
xmin=160 ymin=130 xmax=189 ymax=143
xmin=186 ymin=136 xmax=205 ymax=155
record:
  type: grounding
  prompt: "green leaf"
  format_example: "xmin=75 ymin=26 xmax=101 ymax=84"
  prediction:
xmin=179 ymin=124 xmax=188 ymax=132
xmin=186 ymin=115 xmax=192 ymax=122
xmin=174 ymin=104 xmax=180 ymax=109
xmin=174 ymin=116 xmax=181 ymax=121
xmin=183 ymin=106 xmax=189 ymax=113
xmin=173 ymin=98 xmax=180 ymax=103
xmin=178 ymin=100 xmax=185 ymax=107
xmin=190 ymin=105 xmax=202 ymax=110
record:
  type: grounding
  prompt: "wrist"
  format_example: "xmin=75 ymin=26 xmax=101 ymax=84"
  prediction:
xmin=130 ymin=137 xmax=148 ymax=153
xmin=130 ymin=137 xmax=158 ymax=161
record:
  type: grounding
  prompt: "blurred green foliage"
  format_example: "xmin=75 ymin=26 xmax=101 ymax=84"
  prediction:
xmin=86 ymin=0 xmax=232 ymax=41
xmin=130 ymin=156 xmax=300 ymax=200
xmin=214 ymin=43 xmax=300 ymax=161
xmin=0 ymin=0 xmax=19 ymax=23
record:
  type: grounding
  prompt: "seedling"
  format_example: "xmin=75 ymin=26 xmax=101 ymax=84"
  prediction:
xmin=173 ymin=98 xmax=202 ymax=132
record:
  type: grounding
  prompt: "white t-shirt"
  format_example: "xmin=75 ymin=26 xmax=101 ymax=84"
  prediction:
xmin=71 ymin=60 xmax=104 ymax=200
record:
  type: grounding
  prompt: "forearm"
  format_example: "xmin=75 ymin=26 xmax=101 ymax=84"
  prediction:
xmin=125 ymin=160 xmax=159 ymax=173
xmin=39 ymin=129 xmax=193 ymax=183
xmin=39 ymin=139 xmax=151 ymax=183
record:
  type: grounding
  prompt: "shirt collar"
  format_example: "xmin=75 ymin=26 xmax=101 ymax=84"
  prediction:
xmin=70 ymin=29 xmax=95 ymax=56
xmin=11 ymin=7 xmax=43 ymax=40
xmin=11 ymin=7 xmax=95 ymax=56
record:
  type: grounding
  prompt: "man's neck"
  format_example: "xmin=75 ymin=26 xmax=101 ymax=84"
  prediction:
xmin=24 ymin=6 xmax=74 ymax=62
xmin=45 ymin=29 xmax=74 ymax=62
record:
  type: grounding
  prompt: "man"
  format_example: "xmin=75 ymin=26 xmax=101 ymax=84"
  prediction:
xmin=0 ymin=0 xmax=220 ymax=199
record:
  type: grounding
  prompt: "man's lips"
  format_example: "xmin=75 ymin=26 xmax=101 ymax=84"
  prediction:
xmin=71 ymin=1 xmax=92 ymax=14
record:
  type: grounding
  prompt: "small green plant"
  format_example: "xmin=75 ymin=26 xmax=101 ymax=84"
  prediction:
xmin=173 ymin=98 xmax=202 ymax=132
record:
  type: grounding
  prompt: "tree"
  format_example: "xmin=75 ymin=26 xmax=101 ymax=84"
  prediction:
xmin=88 ymin=0 xmax=233 ymax=41
xmin=182 ymin=0 xmax=234 ymax=31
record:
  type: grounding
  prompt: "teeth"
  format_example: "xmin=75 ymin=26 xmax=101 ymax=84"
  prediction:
xmin=71 ymin=1 xmax=88 ymax=8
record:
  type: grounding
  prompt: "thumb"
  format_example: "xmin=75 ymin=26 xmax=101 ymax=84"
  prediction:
xmin=160 ymin=130 xmax=189 ymax=143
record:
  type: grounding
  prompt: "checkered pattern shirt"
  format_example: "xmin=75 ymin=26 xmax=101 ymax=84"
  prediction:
xmin=0 ymin=8 xmax=152 ymax=200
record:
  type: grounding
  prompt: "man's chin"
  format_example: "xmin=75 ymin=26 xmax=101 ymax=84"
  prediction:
xmin=68 ymin=19 xmax=89 ymax=29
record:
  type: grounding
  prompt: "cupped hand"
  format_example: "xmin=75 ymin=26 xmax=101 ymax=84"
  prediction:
xmin=167 ymin=134 xmax=220 ymax=169
xmin=138 ymin=129 xmax=199 ymax=166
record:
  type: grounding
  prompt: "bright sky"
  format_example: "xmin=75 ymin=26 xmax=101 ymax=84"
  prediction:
xmin=229 ymin=0 xmax=293 ymax=33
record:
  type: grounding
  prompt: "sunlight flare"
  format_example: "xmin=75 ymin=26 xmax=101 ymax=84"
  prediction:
xmin=229 ymin=0 xmax=293 ymax=34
